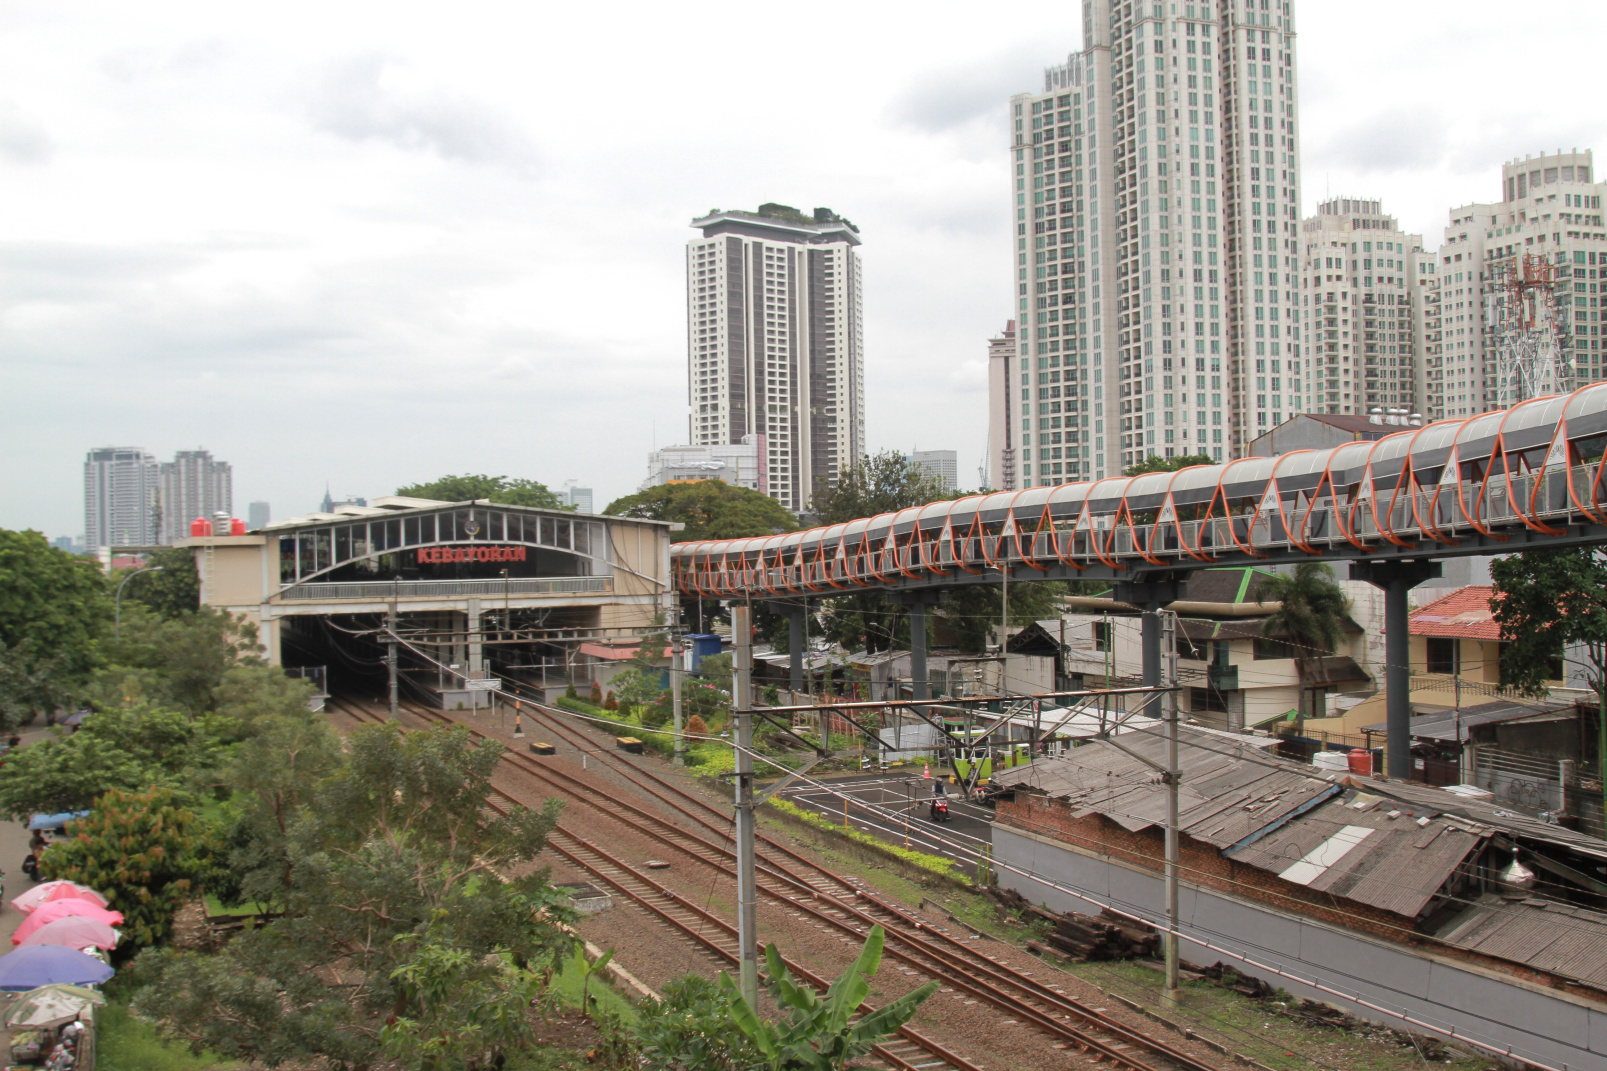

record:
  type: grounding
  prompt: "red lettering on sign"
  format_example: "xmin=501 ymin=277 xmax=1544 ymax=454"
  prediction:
xmin=414 ymin=545 xmax=530 ymax=567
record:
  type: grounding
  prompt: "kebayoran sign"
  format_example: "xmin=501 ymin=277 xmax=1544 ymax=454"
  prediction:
xmin=416 ymin=545 xmax=529 ymax=564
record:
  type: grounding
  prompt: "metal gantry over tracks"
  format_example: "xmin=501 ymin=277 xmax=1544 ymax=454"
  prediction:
xmin=326 ymin=693 xmax=1228 ymax=1071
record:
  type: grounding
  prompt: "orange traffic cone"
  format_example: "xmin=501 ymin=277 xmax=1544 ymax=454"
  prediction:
xmin=922 ymin=762 xmax=930 ymax=779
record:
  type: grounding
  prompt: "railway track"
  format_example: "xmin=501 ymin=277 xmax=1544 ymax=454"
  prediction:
xmin=329 ymin=692 xmax=1229 ymax=1071
xmin=327 ymin=696 xmax=978 ymax=1071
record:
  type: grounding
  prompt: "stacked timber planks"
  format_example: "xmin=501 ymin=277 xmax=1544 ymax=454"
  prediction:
xmin=1025 ymin=905 xmax=1160 ymax=962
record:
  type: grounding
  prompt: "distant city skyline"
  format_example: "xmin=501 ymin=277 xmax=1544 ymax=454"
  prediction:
xmin=10 ymin=3 xmax=1607 ymax=535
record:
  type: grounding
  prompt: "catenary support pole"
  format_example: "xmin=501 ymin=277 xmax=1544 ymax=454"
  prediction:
xmin=1161 ymin=610 xmax=1181 ymax=998
xmin=387 ymin=583 xmax=399 ymax=719
xmin=731 ymin=602 xmax=759 ymax=1008
xmin=671 ymin=633 xmax=685 ymax=767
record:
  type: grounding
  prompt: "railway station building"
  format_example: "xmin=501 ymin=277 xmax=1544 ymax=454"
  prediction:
xmin=183 ymin=496 xmax=674 ymax=703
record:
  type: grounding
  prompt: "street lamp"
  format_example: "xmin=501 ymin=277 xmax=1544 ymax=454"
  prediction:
xmin=114 ymin=566 xmax=165 ymax=639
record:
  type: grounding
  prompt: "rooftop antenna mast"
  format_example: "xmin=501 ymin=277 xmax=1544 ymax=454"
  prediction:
xmin=1488 ymin=253 xmax=1570 ymax=408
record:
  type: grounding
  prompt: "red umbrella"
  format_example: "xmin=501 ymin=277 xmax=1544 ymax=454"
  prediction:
xmin=10 ymin=883 xmax=107 ymax=914
xmin=16 ymin=917 xmax=118 ymax=952
xmin=11 ymin=901 xmax=123 ymax=946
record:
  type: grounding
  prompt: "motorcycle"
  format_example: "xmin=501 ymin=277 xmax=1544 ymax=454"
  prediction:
xmin=928 ymin=797 xmax=951 ymax=823
xmin=21 ymin=854 xmax=38 ymax=882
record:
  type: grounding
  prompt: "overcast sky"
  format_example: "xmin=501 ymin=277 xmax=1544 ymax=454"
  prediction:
xmin=7 ymin=1 xmax=1607 ymax=539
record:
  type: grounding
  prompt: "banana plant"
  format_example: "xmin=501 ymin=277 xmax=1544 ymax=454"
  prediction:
xmin=717 ymin=925 xmax=938 ymax=1071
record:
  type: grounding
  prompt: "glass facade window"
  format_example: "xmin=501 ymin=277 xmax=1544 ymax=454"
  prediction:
xmin=273 ymin=509 xmax=610 ymax=584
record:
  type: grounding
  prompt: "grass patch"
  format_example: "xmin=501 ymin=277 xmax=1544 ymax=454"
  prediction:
xmin=504 ymin=1043 xmax=603 ymax=1071
xmin=95 ymin=1002 xmax=238 ymax=1071
xmin=201 ymin=894 xmax=267 ymax=918
xmin=1053 ymin=959 xmax=1487 ymax=1071
xmin=548 ymin=947 xmax=638 ymax=1022
xmin=765 ymin=798 xmax=967 ymax=884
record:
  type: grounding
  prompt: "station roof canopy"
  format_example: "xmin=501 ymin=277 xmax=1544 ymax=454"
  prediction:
xmin=258 ymin=496 xmax=672 ymax=534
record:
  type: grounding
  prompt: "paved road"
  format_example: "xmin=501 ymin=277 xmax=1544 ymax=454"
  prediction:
xmin=779 ymin=771 xmax=994 ymax=877
xmin=0 ymin=723 xmax=71 ymax=945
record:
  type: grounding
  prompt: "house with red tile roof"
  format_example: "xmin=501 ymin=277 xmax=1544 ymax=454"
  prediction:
xmin=1408 ymin=586 xmax=1517 ymax=684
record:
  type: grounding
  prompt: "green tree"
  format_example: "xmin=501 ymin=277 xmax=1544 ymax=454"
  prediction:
xmin=1255 ymin=563 xmax=1350 ymax=734
xmin=939 ymin=582 xmax=1069 ymax=656
xmin=89 ymin=608 xmax=262 ymax=717
xmin=117 ymin=547 xmax=201 ymax=619
xmin=604 ymin=481 xmax=797 ymax=543
xmin=631 ymin=974 xmax=766 ymax=1071
xmin=0 ymin=528 xmax=111 ymax=684
xmin=214 ymin=709 xmax=343 ymax=909
xmin=0 ymin=703 xmax=227 ymax=820
xmin=1491 ymin=547 xmax=1607 ymax=696
xmin=395 ymin=474 xmax=568 ymax=510
xmin=380 ymin=926 xmax=548 ymax=1071
xmin=40 ymin=786 xmax=213 ymax=947
xmin=811 ymin=450 xmax=946 ymax=525
xmin=1123 ymin=453 xmax=1216 ymax=477
xmin=806 ymin=453 xmax=948 ymax=656
xmin=0 ymin=641 xmax=75 ymax=730
xmin=212 ymin=665 xmax=318 ymax=733
xmin=719 ymin=926 xmax=937 ymax=1071
xmin=696 ymin=652 xmax=733 ymax=694
xmin=133 ymin=724 xmax=572 ymax=1067
xmin=608 ymin=668 xmax=665 ymax=718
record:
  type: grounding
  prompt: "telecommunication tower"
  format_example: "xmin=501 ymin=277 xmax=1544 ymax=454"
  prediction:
xmin=1487 ymin=253 xmax=1571 ymax=408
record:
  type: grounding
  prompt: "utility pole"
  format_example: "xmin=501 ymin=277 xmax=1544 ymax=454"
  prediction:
xmin=671 ymin=632 xmax=686 ymax=767
xmin=731 ymin=602 xmax=759 ymax=1008
xmin=387 ymin=577 xmax=400 ymax=719
xmin=1161 ymin=609 xmax=1181 ymax=1000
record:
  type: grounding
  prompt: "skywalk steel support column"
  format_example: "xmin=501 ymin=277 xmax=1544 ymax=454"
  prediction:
xmin=888 ymin=591 xmax=949 ymax=703
xmin=910 ymin=602 xmax=928 ymax=703
xmin=1353 ymin=560 xmax=1441 ymax=780
xmin=731 ymin=603 xmax=759 ymax=1008
xmin=788 ymin=604 xmax=805 ymax=694
xmin=1114 ymin=574 xmax=1183 ymax=719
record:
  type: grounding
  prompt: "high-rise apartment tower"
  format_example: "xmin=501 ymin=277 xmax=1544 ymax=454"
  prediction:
xmin=1427 ymin=150 xmax=1605 ymax=421
xmin=158 ymin=449 xmax=232 ymax=545
xmin=999 ymin=0 xmax=1300 ymax=485
xmin=84 ymin=446 xmax=160 ymax=548
xmin=1295 ymin=198 xmax=1428 ymax=417
xmin=686 ymin=204 xmax=864 ymax=513
xmin=985 ymin=321 xmax=1021 ymax=490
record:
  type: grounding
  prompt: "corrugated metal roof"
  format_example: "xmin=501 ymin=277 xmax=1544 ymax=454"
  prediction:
xmin=993 ymin=727 xmax=1341 ymax=849
xmin=1228 ymin=794 xmax=1488 ymax=918
xmin=1360 ymin=697 xmax=1571 ymax=743
xmin=1350 ymin=775 xmax=1607 ymax=859
xmin=1439 ymin=898 xmax=1607 ymax=987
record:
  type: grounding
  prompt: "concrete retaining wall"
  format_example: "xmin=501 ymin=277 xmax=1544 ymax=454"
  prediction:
xmin=994 ymin=824 xmax=1607 ymax=1070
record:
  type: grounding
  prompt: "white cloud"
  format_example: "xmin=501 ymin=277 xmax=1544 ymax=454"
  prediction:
xmin=7 ymin=0 xmax=1607 ymax=536
xmin=305 ymin=54 xmax=539 ymax=170
xmin=0 ymin=102 xmax=52 ymax=163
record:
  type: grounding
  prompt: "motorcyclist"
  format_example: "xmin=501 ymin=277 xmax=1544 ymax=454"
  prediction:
xmin=928 ymin=781 xmax=950 ymax=823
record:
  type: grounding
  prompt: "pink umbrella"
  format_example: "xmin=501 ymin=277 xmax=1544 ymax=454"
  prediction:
xmin=16 ymin=916 xmax=118 ymax=952
xmin=12 ymin=901 xmax=123 ymax=946
xmin=10 ymin=883 xmax=108 ymax=914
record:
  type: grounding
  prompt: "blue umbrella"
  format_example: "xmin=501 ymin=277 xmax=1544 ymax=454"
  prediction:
xmin=0 ymin=946 xmax=113 ymax=991
xmin=27 ymin=812 xmax=89 ymax=832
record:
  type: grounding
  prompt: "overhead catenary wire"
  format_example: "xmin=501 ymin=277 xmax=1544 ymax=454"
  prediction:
xmin=375 ymin=617 xmax=1607 ymax=945
xmin=504 ymin=696 xmax=1573 ymax=1071
xmin=507 ymin=690 xmax=1607 ymax=976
